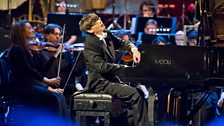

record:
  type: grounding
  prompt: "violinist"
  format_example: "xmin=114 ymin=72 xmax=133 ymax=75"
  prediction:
xmin=42 ymin=23 xmax=85 ymax=104
xmin=7 ymin=20 xmax=70 ymax=120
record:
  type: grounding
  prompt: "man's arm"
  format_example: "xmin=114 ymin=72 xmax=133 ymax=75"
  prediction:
xmin=84 ymin=37 xmax=126 ymax=76
xmin=107 ymin=31 xmax=141 ymax=63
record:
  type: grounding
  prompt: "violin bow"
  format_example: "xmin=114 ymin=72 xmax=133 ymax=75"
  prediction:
xmin=57 ymin=24 xmax=66 ymax=77
xmin=63 ymin=50 xmax=82 ymax=90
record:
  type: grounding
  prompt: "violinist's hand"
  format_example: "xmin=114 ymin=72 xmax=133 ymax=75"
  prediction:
xmin=48 ymin=86 xmax=64 ymax=94
xmin=132 ymin=48 xmax=141 ymax=64
xmin=217 ymin=92 xmax=224 ymax=108
xmin=43 ymin=77 xmax=61 ymax=87
xmin=54 ymin=44 xmax=64 ymax=58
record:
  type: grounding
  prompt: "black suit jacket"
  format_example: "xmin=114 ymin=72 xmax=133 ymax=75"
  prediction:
xmin=83 ymin=31 xmax=136 ymax=91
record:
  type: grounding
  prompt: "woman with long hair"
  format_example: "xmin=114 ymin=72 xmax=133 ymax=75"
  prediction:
xmin=7 ymin=20 xmax=70 ymax=120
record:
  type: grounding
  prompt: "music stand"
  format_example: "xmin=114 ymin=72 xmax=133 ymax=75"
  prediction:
xmin=47 ymin=12 xmax=84 ymax=42
xmin=132 ymin=16 xmax=177 ymax=35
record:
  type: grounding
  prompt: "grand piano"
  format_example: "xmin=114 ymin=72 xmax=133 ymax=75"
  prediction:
xmin=120 ymin=0 xmax=224 ymax=125
xmin=119 ymin=44 xmax=224 ymax=125
xmin=121 ymin=44 xmax=224 ymax=88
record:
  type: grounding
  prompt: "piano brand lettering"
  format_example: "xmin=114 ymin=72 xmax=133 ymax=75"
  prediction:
xmin=155 ymin=59 xmax=171 ymax=65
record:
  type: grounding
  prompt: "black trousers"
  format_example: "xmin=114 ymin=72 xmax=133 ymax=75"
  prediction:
xmin=94 ymin=81 xmax=150 ymax=126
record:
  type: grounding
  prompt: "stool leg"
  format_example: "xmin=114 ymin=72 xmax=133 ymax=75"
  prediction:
xmin=75 ymin=111 xmax=82 ymax=126
xmin=104 ymin=112 xmax=110 ymax=126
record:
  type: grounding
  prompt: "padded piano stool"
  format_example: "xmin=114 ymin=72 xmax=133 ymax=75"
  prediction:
xmin=72 ymin=92 xmax=112 ymax=126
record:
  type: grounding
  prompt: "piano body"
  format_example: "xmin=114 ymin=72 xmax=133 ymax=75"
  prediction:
xmin=120 ymin=44 xmax=224 ymax=125
xmin=119 ymin=0 xmax=224 ymax=125
xmin=121 ymin=44 xmax=224 ymax=88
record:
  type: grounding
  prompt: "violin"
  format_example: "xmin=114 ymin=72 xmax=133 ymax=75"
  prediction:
xmin=28 ymin=41 xmax=59 ymax=52
xmin=63 ymin=43 xmax=84 ymax=52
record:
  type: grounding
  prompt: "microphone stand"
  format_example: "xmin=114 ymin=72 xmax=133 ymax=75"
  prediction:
xmin=6 ymin=0 xmax=12 ymax=28
xmin=123 ymin=0 xmax=127 ymax=29
xmin=107 ymin=0 xmax=122 ymax=30
xmin=112 ymin=0 xmax=115 ymax=21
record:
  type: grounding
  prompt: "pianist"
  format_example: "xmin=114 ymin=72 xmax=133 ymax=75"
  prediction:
xmin=79 ymin=13 xmax=150 ymax=126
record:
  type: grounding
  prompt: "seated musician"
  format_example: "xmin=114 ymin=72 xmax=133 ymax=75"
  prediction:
xmin=175 ymin=30 xmax=185 ymax=46
xmin=79 ymin=13 xmax=150 ymax=126
xmin=7 ymin=20 xmax=70 ymax=120
xmin=186 ymin=30 xmax=198 ymax=46
xmin=42 ymin=23 xmax=85 ymax=104
xmin=139 ymin=1 xmax=156 ymax=17
xmin=144 ymin=19 xmax=169 ymax=45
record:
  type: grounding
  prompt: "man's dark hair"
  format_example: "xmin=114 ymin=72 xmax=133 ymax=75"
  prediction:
xmin=43 ymin=23 xmax=62 ymax=35
xmin=79 ymin=13 xmax=100 ymax=33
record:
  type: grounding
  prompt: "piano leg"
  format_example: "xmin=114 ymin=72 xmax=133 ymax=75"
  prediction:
xmin=183 ymin=91 xmax=212 ymax=125
xmin=166 ymin=89 xmax=182 ymax=124
xmin=148 ymin=87 xmax=156 ymax=125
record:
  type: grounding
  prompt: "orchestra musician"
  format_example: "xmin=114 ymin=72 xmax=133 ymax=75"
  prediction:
xmin=144 ymin=19 xmax=169 ymax=45
xmin=41 ymin=23 xmax=85 ymax=104
xmin=175 ymin=30 xmax=185 ymax=46
xmin=139 ymin=1 xmax=156 ymax=17
xmin=79 ymin=13 xmax=150 ymax=126
xmin=7 ymin=20 xmax=70 ymax=119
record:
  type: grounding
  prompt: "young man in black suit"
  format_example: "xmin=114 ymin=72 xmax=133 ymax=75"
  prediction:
xmin=79 ymin=13 xmax=150 ymax=126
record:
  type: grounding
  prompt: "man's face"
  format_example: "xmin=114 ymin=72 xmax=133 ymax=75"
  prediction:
xmin=142 ymin=5 xmax=154 ymax=17
xmin=89 ymin=19 xmax=105 ymax=35
xmin=144 ymin=24 xmax=157 ymax=35
xmin=175 ymin=34 xmax=185 ymax=46
xmin=45 ymin=28 xmax=61 ymax=44
xmin=188 ymin=39 xmax=197 ymax=46
xmin=57 ymin=1 xmax=67 ymax=13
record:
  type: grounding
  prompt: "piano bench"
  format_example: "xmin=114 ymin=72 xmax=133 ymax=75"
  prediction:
xmin=72 ymin=92 xmax=112 ymax=126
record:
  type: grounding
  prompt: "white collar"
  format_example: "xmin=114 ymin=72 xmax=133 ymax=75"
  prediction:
xmin=96 ymin=32 xmax=107 ymax=40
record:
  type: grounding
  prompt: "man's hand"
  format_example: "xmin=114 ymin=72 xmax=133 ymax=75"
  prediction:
xmin=217 ymin=92 xmax=224 ymax=108
xmin=132 ymin=48 xmax=141 ymax=64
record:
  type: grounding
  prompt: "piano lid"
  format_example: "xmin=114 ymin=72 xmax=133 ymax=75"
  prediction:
xmin=120 ymin=44 xmax=222 ymax=84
